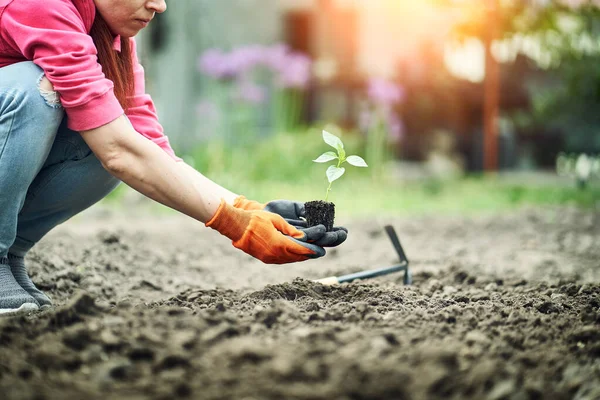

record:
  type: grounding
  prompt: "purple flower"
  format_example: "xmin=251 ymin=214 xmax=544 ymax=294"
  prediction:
xmin=275 ymin=53 xmax=312 ymax=89
xmin=198 ymin=43 xmax=313 ymax=89
xmin=234 ymin=80 xmax=266 ymax=104
xmin=198 ymin=49 xmax=238 ymax=80
xmin=259 ymin=44 xmax=312 ymax=89
xmin=367 ymin=78 xmax=405 ymax=106
xmin=360 ymin=106 xmax=404 ymax=142
xmin=228 ymin=45 xmax=266 ymax=76
xmin=263 ymin=44 xmax=292 ymax=71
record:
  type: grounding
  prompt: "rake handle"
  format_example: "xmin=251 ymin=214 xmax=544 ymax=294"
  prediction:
xmin=314 ymin=263 xmax=408 ymax=286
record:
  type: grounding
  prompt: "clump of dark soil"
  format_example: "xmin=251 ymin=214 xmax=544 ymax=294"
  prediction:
xmin=0 ymin=206 xmax=599 ymax=400
xmin=305 ymin=200 xmax=335 ymax=231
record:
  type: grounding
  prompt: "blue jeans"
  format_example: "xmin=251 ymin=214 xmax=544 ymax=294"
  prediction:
xmin=0 ymin=62 xmax=121 ymax=258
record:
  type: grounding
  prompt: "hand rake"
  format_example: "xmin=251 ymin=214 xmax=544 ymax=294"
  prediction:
xmin=314 ymin=225 xmax=412 ymax=286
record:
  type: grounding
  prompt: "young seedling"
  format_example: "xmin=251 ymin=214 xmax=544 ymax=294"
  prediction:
xmin=305 ymin=130 xmax=368 ymax=232
xmin=313 ymin=130 xmax=368 ymax=201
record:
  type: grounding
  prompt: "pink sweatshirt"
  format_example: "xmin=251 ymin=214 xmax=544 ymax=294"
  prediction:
xmin=0 ymin=0 xmax=180 ymax=161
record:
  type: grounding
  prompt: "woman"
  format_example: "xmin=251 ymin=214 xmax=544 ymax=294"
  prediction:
xmin=0 ymin=0 xmax=346 ymax=315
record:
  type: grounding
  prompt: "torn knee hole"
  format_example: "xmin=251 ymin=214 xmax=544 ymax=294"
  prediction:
xmin=38 ymin=76 xmax=62 ymax=106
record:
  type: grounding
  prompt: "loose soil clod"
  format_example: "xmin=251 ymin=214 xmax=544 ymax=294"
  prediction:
xmin=305 ymin=200 xmax=335 ymax=231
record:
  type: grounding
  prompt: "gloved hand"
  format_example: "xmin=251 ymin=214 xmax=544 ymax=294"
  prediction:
xmin=206 ymin=199 xmax=327 ymax=264
xmin=233 ymin=196 xmax=348 ymax=247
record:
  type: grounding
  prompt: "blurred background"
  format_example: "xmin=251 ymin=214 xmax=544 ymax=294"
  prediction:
xmin=114 ymin=0 xmax=600 ymax=217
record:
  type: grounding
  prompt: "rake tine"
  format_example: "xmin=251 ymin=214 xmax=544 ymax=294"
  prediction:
xmin=384 ymin=225 xmax=409 ymax=264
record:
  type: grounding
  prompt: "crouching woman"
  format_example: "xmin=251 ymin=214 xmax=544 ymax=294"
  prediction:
xmin=0 ymin=0 xmax=347 ymax=315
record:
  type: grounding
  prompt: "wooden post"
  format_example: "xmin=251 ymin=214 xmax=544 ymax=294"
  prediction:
xmin=483 ymin=0 xmax=500 ymax=171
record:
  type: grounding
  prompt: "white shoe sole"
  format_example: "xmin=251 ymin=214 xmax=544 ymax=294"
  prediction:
xmin=0 ymin=302 xmax=39 ymax=316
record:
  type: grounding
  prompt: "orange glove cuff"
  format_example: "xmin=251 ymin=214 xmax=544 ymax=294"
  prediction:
xmin=205 ymin=199 xmax=250 ymax=242
xmin=233 ymin=195 xmax=265 ymax=211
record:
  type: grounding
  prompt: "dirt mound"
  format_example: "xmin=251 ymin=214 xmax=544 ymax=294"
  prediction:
xmin=1 ymin=206 xmax=599 ymax=399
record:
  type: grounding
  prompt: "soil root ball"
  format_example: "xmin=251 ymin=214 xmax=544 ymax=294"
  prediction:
xmin=305 ymin=200 xmax=335 ymax=232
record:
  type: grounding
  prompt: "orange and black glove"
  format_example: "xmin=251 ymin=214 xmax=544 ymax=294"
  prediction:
xmin=206 ymin=199 xmax=327 ymax=264
xmin=234 ymin=196 xmax=348 ymax=247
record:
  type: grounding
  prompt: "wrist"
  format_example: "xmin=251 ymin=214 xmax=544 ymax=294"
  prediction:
xmin=233 ymin=195 xmax=264 ymax=211
xmin=206 ymin=199 xmax=251 ymax=241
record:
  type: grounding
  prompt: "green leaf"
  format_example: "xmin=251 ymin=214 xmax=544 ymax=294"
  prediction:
xmin=326 ymin=165 xmax=345 ymax=183
xmin=346 ymin=155 xmax=368 ymax=167
xmin=323 ymin=130 xmax=344 ymax=151
xmin=313 ymin=151 xmax=338 ymax=163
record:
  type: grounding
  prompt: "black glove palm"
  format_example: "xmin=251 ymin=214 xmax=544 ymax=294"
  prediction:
xmin=263 ymin=200 xmax=348 ymax=247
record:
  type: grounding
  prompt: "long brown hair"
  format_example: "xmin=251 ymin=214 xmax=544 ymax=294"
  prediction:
xmin=89 ymin=13 xmax=134 ymax=110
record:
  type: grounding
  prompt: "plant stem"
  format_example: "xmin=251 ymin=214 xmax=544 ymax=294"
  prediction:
xmin=325 ymin=157 xmax=344 ymax=202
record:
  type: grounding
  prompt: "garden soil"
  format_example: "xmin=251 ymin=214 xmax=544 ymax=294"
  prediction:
xmin=1 ymin=205 xmax=599 ymax=400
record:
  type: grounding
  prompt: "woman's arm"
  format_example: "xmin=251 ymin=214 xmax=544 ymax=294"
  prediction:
xmin=125 ymin=37 xmax=180 ymax=161
xmin=80 ymin=115 xmax=237 ymax=222
xmin=80 ymin=115 xmax=330 ymax=264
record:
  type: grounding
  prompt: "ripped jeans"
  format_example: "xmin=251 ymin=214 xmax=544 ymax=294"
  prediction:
xmin=0 ymin=61 xmax=121 ymax=258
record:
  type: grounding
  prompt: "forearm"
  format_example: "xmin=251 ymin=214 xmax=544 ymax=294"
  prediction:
xmin=81 ymin=115 xmax=237 ymax=223
xmin=178 ymin=162 xmax=238 ymax=211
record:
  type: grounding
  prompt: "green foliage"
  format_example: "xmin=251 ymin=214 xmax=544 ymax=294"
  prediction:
xmin=104 ymin=173 xmax=600 ymax=217
xmin=441 ymin=1 xmax=600 ymax=152
xmin=313 ymin=130 xmax=368 ymax=201
xmin=181 ymin=126 xmax=369 ymax=185
xmin=102 ymin=127 xmax=598 ymax=216
xmin=529 ymin=51 xmax=600 ymax=151
xmin=513 ymin=4 xmax=600 ymax=152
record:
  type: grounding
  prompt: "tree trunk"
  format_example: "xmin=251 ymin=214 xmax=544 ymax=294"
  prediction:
xmin=483 ymin=0 xmax=500 ymax=171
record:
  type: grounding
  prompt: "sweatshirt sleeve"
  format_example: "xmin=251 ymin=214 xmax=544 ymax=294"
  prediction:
xmin=1 ymin=0 xmax=123 ymax=132
xmin=126 ymin=38 xmax=181 ymax=162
